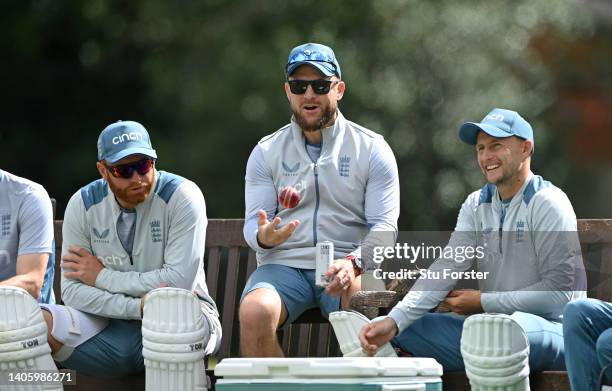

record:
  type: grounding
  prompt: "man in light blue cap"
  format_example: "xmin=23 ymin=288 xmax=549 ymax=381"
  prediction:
xmin=240 ymin=43 xmax=400 ymax=356
xmin=37 ymin=120 xmax=221 ymax=383
xmin=458 ymin=108 xmax=534 ymax=151
xmin=284 ymin=42 xmax=342 ymax=79
xmin=360 ymin=108 xmax=585 ymax=387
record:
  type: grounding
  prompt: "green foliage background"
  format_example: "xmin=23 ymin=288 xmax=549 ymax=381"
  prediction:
xmin=1 ymin=0 xmax=611 ymax=229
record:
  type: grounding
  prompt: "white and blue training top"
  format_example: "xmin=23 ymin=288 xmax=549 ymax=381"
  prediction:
xmin=388 ymin=172 xmax=587 ymax=332
xmin=244 ymin=110 xmax=400 ymax=269
xmin=0 ymin=169 xmax=54 ymax=303
xmin=61 ymin=170 xmax=220 ymax=339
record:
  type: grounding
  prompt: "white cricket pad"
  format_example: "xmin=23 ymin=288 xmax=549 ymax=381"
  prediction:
xmin=329 ymin=311 xmax=397 ymax=357
xmin=0 ymin=286 xmax=63 ymax=391
xmin=461 ymin=313 xmax=530 ymax=391
xmin=142 ymin=288 xmax=210 ymax=391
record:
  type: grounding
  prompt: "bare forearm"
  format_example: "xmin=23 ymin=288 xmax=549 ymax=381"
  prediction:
xmin=0 ymin=274 xmax=42 ymax=298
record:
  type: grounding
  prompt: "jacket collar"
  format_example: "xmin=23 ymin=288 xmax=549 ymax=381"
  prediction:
xmin=109 ymin=170 xmax=159 ymax=214
xmin=492 ymin=171 xmax=534 ymax=209
xmin=290 ymin=110 xmax=346 ymax=163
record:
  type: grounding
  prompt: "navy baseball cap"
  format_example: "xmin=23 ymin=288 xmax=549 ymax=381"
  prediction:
xmin=459 ymin=108 xmax=534 ymax=152
xmin=97 ymin=121 xmax=157 ymax=164
xmin=286 ymin=43 xmax=341 ymax=78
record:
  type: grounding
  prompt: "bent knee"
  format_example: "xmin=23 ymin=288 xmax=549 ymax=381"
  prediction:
xmin=563 ymin=299 xmax=599 ymax=330
xmin=564 ymin=298 xmax=601 ymax=318
xmin=597 ymin=329 xmax=612 ymax=358
xmin=41 ymin=309 xmax=62 ymax=353
xmin=41 ymin=308 xmax=53 ymax=331
xmin=239 ymin=289 xmax=283 ymax=326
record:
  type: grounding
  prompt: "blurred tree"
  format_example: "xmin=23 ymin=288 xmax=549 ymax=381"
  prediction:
xmin=0 ymin=0 xmax=609 ymax=229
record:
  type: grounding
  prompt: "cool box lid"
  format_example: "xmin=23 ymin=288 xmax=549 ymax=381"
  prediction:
xmin=215 ymin=357 xmax=443 ymax=379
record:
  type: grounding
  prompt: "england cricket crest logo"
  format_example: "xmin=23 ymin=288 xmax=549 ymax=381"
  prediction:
xmin=515 ymin=220 xmax=525 ymax=243
xmin=338 ymin=155 xmax=351 ymax=177
xmin=1 ymin=214 xmax=10 ymax=237
xmin=150 ymin=219 xmax=162 ymax=243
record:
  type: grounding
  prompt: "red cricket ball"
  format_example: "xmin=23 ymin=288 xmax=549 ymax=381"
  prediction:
xmin=279 ymin=186 xmax=301 ymax=209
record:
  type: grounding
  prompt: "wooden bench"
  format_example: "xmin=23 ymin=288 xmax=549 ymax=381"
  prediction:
xmin=50 ymin=218 xmax=612 ymax=390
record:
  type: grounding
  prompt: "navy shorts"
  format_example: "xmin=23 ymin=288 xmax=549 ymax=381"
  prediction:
xmin=241 ymin=264 xmax=341 ymax=327
xmin=58 ymin=319 xmax=144 ymax=377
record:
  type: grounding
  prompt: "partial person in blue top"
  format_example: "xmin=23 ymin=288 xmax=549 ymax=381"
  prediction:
xmin=564 ymin=299 xmax=612 ymax=389
xmin=0 ymin=169 xmax=55 ymax=303
xmin=39 ymin=121 xmax=221 ymax=381
xmin=240 ymin=42 xmax=400 ymax=357
xmin=359 ymin=108 xmax=586 ymax=375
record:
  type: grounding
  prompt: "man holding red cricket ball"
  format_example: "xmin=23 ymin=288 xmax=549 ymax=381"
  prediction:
xmin=239 ymin=42 xmax=400 ymax=357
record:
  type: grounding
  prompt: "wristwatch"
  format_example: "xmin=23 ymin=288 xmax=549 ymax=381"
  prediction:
xmin=346 ymin=255 xmax=363 ymax=276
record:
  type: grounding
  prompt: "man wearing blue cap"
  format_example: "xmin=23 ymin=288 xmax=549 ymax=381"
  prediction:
xmin=38 ymin=121 xmax=221 ymax=384
xmin=359 ymin=108 xmax=585 ymax=385
xmin=240 ymin=43 xmax=400 ymax=357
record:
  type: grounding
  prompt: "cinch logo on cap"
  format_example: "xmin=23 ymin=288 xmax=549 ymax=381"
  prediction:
xmin=112 ymin=132 xmax=144 ymax=145
xmin=485 ymin=113 xmax=504 ymax=122
xmin=97 ymin=120 xmax=157 ymax=164
xmin=458 ymin=108 xmax=535 ymax=153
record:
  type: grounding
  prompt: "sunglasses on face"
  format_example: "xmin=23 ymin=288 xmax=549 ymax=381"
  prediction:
xmin=287 ymin=79 xmax=338 ymax=95
xmin=104 ymin=158 xmax=155 ymax=179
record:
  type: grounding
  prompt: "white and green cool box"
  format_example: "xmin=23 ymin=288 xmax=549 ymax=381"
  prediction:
xmin=214 ymin=357 xmax=443 ymax=391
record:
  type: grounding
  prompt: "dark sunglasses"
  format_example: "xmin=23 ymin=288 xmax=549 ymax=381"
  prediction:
xmin=287 ymin=79 xmax=338 ymax=95
xmin=105 ymin=158 xmax=155 ymax=179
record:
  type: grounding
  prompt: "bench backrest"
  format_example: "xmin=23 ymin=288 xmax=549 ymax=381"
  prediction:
xmin=577 ymin=219 xmax=612 ymax=302
xmin=53 ymin=219 xmax=340 ymax=360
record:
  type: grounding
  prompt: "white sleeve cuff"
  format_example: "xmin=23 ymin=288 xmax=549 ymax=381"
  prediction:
xmin=388 ymin=308 xmax=414 ymax=334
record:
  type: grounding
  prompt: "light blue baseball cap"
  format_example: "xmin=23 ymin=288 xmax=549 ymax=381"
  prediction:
xmin=97 ymin=121 xmax=157 ymax=164
xmin=459 ymin=108 xmax=534 ymax=153
xmin=285 ymin=43 xmax=341 ymax=78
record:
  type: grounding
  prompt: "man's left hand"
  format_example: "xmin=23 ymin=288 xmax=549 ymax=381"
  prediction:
xmin=324 ymin=259 xmax=356 ymax=296
xmin=442 ymin=289 xmax=483 ymax=315
xmin=62 ymin=246 xmax=105 ymax=286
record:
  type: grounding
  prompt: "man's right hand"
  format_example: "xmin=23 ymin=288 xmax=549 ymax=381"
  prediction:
xmin=256 ymin=210 xmax=300 ymax=248
xmin=359 ymin=317 xmax=399 ymax=356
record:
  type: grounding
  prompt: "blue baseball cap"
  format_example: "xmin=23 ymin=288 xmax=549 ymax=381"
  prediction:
xmin=459 ymin=108 xmax=534 ymax=152
xmin=97 ymin=121 xmax=157 ymax=164
xmin=286 ymin=43 xmax=341 ymax=78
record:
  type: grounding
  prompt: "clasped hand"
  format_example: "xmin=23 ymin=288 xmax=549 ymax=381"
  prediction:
xmin=62 ymin=246 xmax=104 ymax=286
xmin=324 ymin=259 xmax=356 ymax=296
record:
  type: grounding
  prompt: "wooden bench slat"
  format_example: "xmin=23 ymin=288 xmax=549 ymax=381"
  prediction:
xmin=295 ymin=324 xmax=311 ymax=356
xmin=246 ymin=249 xmax=257 ymax=278
xmin=205 ymin=247 xmax=221 ymax=301
xmin=315 ymin=324 xmax=330 ymax=357
xmin=53 ymin=221 xmax=63 ymax=303
xmin=205 ymin=219 xmax=247 ymax=247
xmin=219 ymin=247 xmax=242 ymax=358
xmin=280 ymin=328 xmax=290 ymax=354
xmin=596 ymin=243 xmax=612 ymax=302
xmin=578 ymin=219 xmax=612 ymax=244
